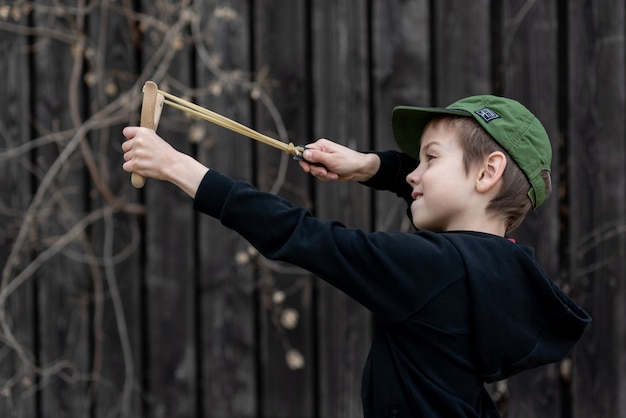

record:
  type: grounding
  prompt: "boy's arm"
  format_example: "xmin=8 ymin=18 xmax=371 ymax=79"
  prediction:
xmin=193 ymin=169 xmax=458 ymax=323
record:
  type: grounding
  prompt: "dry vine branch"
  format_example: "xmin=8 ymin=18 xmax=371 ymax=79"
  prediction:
xmin=0 ymin=1 xmax=312 ymax=413
xmin=0 ymin=1 xmax=201 ymax=408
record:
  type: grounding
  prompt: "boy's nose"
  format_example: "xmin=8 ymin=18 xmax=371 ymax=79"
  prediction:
xmin=406 ymin=165 xmax=422 ymax=186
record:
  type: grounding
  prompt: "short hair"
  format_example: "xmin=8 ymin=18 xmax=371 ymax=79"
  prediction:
xmin=427 ymin=116 xmax=552 ymax=232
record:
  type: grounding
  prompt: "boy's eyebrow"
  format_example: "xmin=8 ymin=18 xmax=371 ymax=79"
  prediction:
xmin=419 ymin=141 xmax=441 ymax=154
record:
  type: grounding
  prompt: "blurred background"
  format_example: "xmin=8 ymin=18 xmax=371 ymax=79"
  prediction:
xmin=0 ymin=0 xmax=624 ymax=417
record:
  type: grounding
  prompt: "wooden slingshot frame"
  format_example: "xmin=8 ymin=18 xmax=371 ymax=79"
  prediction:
xmin=131 ymin=81 xmax=164 ymax=188
xmin=132 ymin=80 xmax=305 ymax=188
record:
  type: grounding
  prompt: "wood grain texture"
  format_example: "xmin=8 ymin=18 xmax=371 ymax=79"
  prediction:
xmin=311 ymin=3 xmax=372 ymax=417
xmin=253 ymin=1 xmax=316 ymax=417
xmin=86 ymin=4 xmax=145 ymax=416
xmin=31 ymin=0 xmax=91 ymax=415
xmin=0 ymin=11 xmax=36 ymax=418
xmin=194 ymin=1 xmax=257 ymax=417
xmin=140 ymin=2 xmax=197 ymax=416
xmin=433 ymin=0 xmax=492 ymax=104
xmin=500 ymin=1 xmax=563 ymax=417
xmin=371 ymin=0 xmax=429 ymax=233
xmin=568 ymin=1 xmax=626 ymax=417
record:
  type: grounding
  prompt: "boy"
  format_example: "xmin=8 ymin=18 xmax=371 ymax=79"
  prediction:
xmin=122 ymin=95 xmax=590 ymax=417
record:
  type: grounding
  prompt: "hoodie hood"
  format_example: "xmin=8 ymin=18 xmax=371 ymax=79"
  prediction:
xmin=443 ymin=233 xmax=591 ymax=382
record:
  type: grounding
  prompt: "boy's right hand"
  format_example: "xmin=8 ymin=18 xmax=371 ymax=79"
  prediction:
xmin=298 ymin=138 xmax=380 ymax=182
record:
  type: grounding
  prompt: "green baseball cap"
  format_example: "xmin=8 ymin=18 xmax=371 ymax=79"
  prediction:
xmin=392 ymin=95 xmax=552 ymax=208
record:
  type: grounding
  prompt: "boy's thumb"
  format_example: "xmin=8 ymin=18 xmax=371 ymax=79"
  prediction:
xmin=303 ymin=149 xmax=315 ymax=162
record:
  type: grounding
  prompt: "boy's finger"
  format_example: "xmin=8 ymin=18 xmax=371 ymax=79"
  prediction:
xmin=122 ymin=126 xmax=139 ymax=139
xmin=297 ymin=160 xmax=312 ymax=173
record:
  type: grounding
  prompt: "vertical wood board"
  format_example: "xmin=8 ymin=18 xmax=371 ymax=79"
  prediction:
xmin=433 ymin=0 xmax=492 ymax=104
xmin=87 ymin=3 xmax=145 ymax=417
xmin=311 ymin=3 xmax=372 ymax=417
xmin=253 ymin=1 xmax=316 ymax=417
xmin=568 ymin=1 xmax=626 ymax=417
xmin=194 ymin=1 xmax=257 ymax=417
xmin=0 ymin=15 xmax=36 ymax=418
xmin=371 ymin=0 xmax=430 ymax=234
xmin=140 ymin=2 xmax=197 ymax=416
xmin=500 ymin=1 xmax=564 ymax=416
xmin=31 ymin=1 xmax=91 ymax=415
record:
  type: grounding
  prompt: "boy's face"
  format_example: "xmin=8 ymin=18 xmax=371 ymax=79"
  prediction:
xmin=406 ymin=122 xmax=480 ymax=232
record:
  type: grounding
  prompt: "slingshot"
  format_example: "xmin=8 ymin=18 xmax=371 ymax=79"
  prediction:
xmin=131 ymin=81 xmax=305 ymax=188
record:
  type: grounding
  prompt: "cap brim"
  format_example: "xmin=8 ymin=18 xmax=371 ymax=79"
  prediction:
xmin=392 ymin=106 xmax=471 ymax=159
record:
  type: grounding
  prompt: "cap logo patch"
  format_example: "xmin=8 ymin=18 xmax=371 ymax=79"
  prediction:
xmin=475 ymin=107 xmax=500 ymax=123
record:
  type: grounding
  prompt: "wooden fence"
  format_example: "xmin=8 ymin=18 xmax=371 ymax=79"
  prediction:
xmin=0 ymin=0 xmax=624 ymax=417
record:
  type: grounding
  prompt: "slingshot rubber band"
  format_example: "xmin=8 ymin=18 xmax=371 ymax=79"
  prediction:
xmin=157 ymin=89 xmax=304 ymax=159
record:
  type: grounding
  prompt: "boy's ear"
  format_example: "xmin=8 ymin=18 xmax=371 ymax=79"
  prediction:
xmin=475 ymin=151 xmax=507 ymax=193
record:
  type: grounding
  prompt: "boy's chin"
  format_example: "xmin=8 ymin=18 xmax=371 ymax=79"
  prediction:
xmin=411 ymin=221 xmax=444 ymax=233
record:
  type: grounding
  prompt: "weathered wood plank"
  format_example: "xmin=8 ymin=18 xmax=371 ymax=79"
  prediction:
xmin=312 ymin=2 xmax=372 ymax=417
xmin=193 ymin=1 xmax=257 ymax=417
xmin=433 ymin=0 xmax=491 ymax=104
xmin=500 ymin=1 xmax=564 ymax=417
xmin=140 ymin=2 xmax=197 ymax=416
xmin=253 ymin=1 xmax=316 ymax=417
xmin=0 ymin=13 xmax=36 ymax=418
xmin=30 ymin=1 xmax=92 ymax=415
xmin=371 ymin=0 xmax=430 ymax=233
xmin=568 ymin=1 xmax=626 ymax=417
xmin=86 ymin=2 xmax=144 ymax=417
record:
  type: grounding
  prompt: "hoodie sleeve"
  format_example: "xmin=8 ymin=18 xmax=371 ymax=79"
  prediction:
xmin=194 ymin=170 xmax=465 ymax=323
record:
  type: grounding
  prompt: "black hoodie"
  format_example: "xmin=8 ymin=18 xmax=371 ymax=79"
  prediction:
xmin=193 ymin=153 xmax=590 ymax=417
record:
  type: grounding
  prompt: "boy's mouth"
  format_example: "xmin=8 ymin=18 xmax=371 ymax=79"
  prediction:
xmin=411 ymin=191 xmax=423 ymax=200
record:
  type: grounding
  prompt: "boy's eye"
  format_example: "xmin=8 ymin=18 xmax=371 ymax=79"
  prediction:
xmin=418 ymin=154 xmax=436 ymax=164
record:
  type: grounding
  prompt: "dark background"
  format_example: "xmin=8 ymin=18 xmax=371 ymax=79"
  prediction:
xmin=1 ymin=0 xmax=624 ymax=417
